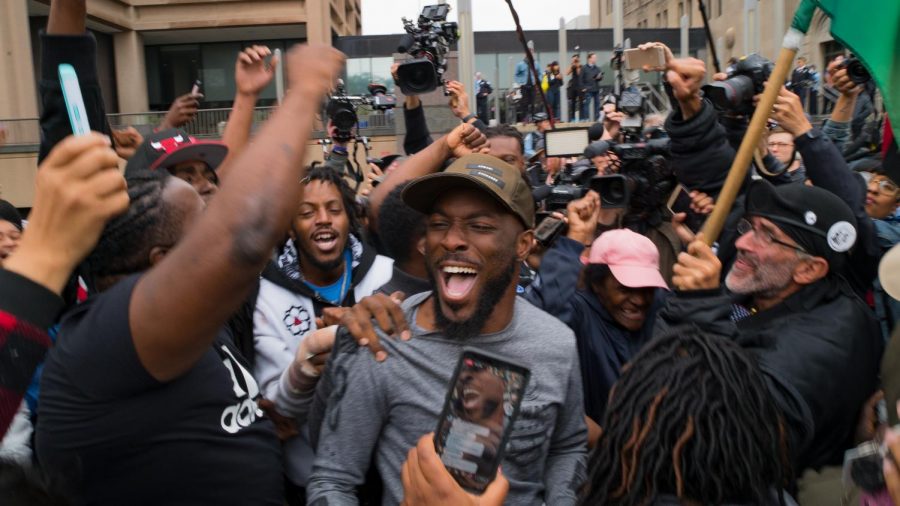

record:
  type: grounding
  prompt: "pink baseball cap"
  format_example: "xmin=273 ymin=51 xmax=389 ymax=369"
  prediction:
xmin=581 ymin=229 xmax=669 ymax=289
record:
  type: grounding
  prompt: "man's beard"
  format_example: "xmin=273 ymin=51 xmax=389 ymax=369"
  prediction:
xmin=428 ymin=257 xmax=518 ymax=341
xmin=725 ymin=252 xmax=798 ymax=298
xmin=295 ymin=237 xmax=346 ymax=273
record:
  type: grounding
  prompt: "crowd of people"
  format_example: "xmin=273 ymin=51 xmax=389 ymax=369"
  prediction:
xmin=2 ymin=2 xmax=900 ymax=505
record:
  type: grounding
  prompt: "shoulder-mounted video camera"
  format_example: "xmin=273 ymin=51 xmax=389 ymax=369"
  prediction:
xmin=396 ymin=4 xmax=459 ymax=95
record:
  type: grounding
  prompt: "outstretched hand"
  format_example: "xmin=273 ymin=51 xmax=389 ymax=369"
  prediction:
xmin=161 ymin=93 xmax=202 ymax=129
xmin=236 ymin=45 xmax=278 ymax=97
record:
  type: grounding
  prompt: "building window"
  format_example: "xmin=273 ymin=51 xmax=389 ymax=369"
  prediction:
xmin=662 ymin=9 xmax=668 ymax=24
xmin=607 ymin=0 xmax=612 ymax=15
xmin=656 ymin=13 xmax=661 ymax=26
xmin=678 ymin=1 xmax=684 ymax=18
xmin=717 ymin=0 xmax=722 ymax=17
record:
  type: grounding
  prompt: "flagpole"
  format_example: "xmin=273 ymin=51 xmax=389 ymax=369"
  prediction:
xmin=699 ymin=29 xmax=809 ymax=245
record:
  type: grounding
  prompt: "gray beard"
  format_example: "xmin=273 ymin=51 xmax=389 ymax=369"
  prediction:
xmin=725 ymin=254 xmax=798 ymax=298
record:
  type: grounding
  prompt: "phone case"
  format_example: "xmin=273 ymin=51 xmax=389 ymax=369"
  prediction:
xmin=58 ymin=64 xmax=91 ymax=136
xmin=433 ymin=347 xmax=531 ymax=494
xmin=624 ymin=48 xmax=666 ymax=71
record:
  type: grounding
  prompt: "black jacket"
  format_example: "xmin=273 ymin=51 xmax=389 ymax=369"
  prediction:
xmin=524 ymin=237 xmax=667 ymax=423
xmin=38 ymin=31 xmax=112 ymax=164
xmin=580 ymin=64 xmax=602 ymax=93
xmin=665 ymin=99 xmax=745 ymax=196
xmin=655 ymin=279 xmax=883 ymax=473
xmin=792 ymin=128 xmax=879 ymax=298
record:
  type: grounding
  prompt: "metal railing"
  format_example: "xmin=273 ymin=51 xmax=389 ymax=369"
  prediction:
xmin=1 ymin=106 xmax=397 ymax=149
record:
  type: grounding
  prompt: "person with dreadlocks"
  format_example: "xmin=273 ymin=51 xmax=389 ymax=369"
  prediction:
xmin=251 ymin=165 xmax=392 ymax=502
xmin=34 ymin=43 xmax=345 ymax=504
xmin=581 ymin=326 xmax=795 ymax=505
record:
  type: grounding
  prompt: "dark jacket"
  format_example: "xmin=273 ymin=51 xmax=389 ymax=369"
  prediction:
xmin=0 ymin=270 xmax=59 ymax=438
xmin=38 ymin=31 xmax=112 ymax=164
xmin=665 ymin=99 xmax=744 ymax=196
xmin=524 ymin=237 xmax=667 ymax=422
xmin=580 ymin=64 xmax=602 ymax=93
xmin=403 ymin=104 xmax=432 ymax=155
xmin=654 ymin=278 xmax=883 ymax=473
xmin=793 ymin=128 xmax=879 ymax=298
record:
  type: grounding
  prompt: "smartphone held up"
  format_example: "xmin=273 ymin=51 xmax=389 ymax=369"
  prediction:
xmin=434 ymin=348 xmax=530 ymax=494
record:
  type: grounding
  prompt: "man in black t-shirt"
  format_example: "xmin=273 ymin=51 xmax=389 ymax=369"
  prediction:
xmin=33 ymin=4 xmax=346 ymax=501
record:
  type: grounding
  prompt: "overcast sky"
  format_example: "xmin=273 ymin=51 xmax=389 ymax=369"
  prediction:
xmin=361 ymin=0 xmax=590 ymax=35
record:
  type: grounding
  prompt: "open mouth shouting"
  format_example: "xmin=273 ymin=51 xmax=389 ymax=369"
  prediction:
xmin=439 ymin=262 xmax=480 ymax=305
xmin=311 ymin=228 xmax=340 ymax=255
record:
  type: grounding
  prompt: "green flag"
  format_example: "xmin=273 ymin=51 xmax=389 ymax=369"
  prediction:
xmin=791 ymin=0 xmax=900 ymax=123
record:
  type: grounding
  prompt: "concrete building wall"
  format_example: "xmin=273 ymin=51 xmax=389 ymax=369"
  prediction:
xmin=590 ymin=0 xmax=834 ymax=70
xmin=0 ymin=0 xmax=360 ymax=208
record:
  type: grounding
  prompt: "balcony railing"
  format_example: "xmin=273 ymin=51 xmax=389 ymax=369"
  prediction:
xmin=1 ymin=106 xmax=396 ymax=149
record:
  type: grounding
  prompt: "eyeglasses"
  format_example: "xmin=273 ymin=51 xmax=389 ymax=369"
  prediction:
xmin=737 ymin=218 xmax=808 ymax=254
xmin=767 ymin=142 xmax=794 ymax=149
xmin=869 ymin=178 xmax=899 ymax=195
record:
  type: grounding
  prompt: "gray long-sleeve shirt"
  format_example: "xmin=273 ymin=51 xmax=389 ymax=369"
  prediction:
xmin=307 ymin=292 xmax=587 ymax=505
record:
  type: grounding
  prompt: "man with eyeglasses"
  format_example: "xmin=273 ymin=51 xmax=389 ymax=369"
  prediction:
xmin=656 ymin=179 xmax=883 ymax=480
xmin=866 ymin=148 xmax=900 ymax=339
xmin=766 ymin=127 xmax=805 ymax=183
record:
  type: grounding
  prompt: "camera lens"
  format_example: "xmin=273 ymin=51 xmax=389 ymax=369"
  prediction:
xmin=397 ymin=58 xmax=439 ymax=94
xmin=846 ymin=59 xmax=871 ymax=85
xmin=703 ymin=75 xmax=755 ymax=111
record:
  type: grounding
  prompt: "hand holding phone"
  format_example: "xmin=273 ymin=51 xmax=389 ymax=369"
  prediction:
xmin=59 ymin=64 xmax=91 ymax=136
xmin=434 ymin=349 xmax=530 ymax=494
xmin=667 ymin=184 xmax=707 ymax=234
xmin=624 ymin=47 xmax=666 ymax=71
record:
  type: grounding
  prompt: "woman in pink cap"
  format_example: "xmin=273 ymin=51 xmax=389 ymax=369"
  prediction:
xmin=524 ymin=194 xmax=669 ymax=426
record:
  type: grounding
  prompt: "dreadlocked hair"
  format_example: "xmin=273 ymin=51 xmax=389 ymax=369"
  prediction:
xmin=83 ymin=169 xmax=177 ymax=288
xmin=581 ymin=325 xmax=792 ymax=506
xmin=302 ymin=165 xmax=362 ymax=237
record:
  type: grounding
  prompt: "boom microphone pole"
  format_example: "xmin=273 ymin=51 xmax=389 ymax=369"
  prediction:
xmin=504 ymin=0 xmax=555 ymax=126
xmin=697 ymin=0 xmax=721 ymax=74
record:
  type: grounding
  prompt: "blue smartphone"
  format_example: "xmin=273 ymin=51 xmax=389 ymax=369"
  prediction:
xmin=58 ymin=63 xmax=91 ymax=136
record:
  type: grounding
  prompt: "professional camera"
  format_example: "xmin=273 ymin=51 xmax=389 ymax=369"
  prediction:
xmin=396 ymin=4 xmax=460 ymax=95
xmin=326 ymin=81 xmax=397 ymax=142
xmin=703 ymin=53 xmax=773 ymax=115
xmin=590 ymin=139 xmax=673 ymax=209
xmin=544 ymin=159 xmax=598 ymax=211
xmin=836 ymin=55 xmax=872 ymax=85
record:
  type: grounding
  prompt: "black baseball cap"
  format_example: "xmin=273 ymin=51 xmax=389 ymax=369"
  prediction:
xmin=402 ymin=154 xmax=535 ymax=229
xmin=125 ymin=128 xmax=227 ymax=178
xmin=745 ymin=179 xmax=857 ymax=265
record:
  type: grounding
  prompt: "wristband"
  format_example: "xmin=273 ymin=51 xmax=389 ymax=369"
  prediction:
xmin=461 ymin=113 xmax=476 ymax=123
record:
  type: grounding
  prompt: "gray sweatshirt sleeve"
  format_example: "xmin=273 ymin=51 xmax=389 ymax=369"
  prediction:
xmin=306 ymin=347 xmax=387 ymax=505
xmin=543 ymin=345 xmax=589 ymax=505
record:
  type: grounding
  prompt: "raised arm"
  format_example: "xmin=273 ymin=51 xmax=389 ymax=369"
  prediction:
xmin=130 ymin=45 xmax=345 ymax=382
xmin=39 ymin=0 xmax=111 ymax=163
xmin=218 ymin=45 xmax=278 ymax=178
xmin=367 ymin=122 xmax=486 ymax=232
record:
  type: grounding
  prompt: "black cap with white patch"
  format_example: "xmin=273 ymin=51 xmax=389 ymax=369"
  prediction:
xmin=745 ymin=179 xmax=858 ymax=266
